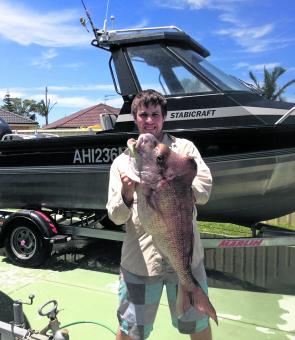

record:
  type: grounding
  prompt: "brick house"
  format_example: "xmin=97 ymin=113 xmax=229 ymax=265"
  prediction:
xmin=43 ymin=103 xmax=120 ymax=130
xmin=0 ymin=108 xmax=38 ymax=130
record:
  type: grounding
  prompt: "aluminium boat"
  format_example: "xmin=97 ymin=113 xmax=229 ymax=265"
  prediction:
xmin=0 ymin=26 xmax=295 ymax=226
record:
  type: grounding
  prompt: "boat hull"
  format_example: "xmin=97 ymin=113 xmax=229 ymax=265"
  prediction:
xmin=200 ymin=148 xmax=295 ymax=224
xmin=0 ymin=165 xmax=109 ymax=212
xmin=1 ymin=125 xmax=295 ymax=225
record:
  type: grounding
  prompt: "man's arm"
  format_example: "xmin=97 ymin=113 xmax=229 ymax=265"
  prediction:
xmin=183 ymin=140 xmax=212 ymax=205
xmin=106 ymin=158 xmax=135 ymax=225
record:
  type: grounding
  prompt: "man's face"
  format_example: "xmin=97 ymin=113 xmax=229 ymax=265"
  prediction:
xmin=134 ymin=104 xmax=165 ymax=140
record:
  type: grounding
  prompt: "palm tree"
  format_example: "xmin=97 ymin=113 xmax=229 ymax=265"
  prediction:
xmin=36 ymin=87 xmax=56 ymax=125
xmin=249 ymin=66 xmax=295 ymax=101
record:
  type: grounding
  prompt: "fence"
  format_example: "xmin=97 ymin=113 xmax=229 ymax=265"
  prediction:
xmin=265 ymin=212 xmax=295 ymax=228
xmin=204 ymin=245 xmax=295 ymax=292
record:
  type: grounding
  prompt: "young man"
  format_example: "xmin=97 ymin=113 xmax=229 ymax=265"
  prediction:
xmin=107 ymin=89 xmax=216 ymax=340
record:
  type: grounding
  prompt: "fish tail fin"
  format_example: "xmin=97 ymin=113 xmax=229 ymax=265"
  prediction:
xmin=191 ymin=284 xmax=219 ymax=326
xmin=176 ymin=283 xmax=192 ymax=317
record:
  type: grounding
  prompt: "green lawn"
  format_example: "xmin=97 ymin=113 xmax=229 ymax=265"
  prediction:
xmin=199 ymin=221 xmax=252 ymax=237
xmin=199 ymin=220 xmax=295 ymax=237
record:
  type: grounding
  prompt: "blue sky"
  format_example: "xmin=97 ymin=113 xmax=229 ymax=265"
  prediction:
xmin=0 ymin=0 xmax=294 ymax=126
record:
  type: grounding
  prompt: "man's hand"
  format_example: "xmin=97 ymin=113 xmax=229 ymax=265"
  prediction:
xmin=120 ymin=172 xmax=136 ymax=207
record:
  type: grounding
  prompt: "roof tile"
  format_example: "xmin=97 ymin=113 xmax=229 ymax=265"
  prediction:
xmin=43 ymin=103 xmax=120 ymax=129
xmin=0 ymin=108 xmax=38 ymax=125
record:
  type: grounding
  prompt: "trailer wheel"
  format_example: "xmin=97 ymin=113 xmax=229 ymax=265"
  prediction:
xmin=4 ymin=221 xmax=52 ymax=267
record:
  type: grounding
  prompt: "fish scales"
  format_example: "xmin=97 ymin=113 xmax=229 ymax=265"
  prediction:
xmin=144 ymin=177 xmax=195 ymax=290
xmin=132 ymin=136 xmax=198 ymax=293
xmin=127 ymin=133 xmax=218 ymax=323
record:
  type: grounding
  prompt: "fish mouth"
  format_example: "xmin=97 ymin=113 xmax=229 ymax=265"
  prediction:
xmin=127 ymin=138 xmax=138 ymax=158
xmin=131 ymin=134 xmax=158 ymax=155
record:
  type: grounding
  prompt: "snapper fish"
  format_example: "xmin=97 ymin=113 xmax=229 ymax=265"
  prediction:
xmin=127 ymin=133 xmax=218 ymax=325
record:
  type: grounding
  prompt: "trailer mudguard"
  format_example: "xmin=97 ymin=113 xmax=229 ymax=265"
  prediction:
xmin=1 ymin=210 xmax=58 ymax=240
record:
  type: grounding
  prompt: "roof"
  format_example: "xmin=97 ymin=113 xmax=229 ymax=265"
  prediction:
xmin=0 ymin=108 xmax=38 ymax=125
xmin=97 ymin=29 xmax=210 ymax=58
xmin=43 ymin=103 xmax=120 ymax=129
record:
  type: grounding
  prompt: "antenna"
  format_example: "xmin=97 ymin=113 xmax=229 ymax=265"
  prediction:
xmin=103 ymin=0 xmax=111 ymax=32
xmin=80 ymin=0 xmax=100 ymax=40
xmin=110 ymin=15 xmax=115 ymax=30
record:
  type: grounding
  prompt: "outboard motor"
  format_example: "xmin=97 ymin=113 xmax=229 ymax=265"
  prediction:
xmin=0 ymin=117 xmax=12 ymax=140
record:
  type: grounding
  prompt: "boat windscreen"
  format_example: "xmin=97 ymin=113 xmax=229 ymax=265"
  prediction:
xmin=126 ymin=44 xmax=214 ymax=96
xmin=171 ymin=46 xmax=252 ymax=93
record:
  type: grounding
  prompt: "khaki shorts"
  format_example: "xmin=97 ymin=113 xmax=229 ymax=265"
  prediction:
xmin=117 ymin=264 xmax=209 ymax=339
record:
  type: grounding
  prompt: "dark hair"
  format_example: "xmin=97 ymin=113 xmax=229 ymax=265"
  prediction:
xmin=131 ymin=89 xmax=167 ymax=118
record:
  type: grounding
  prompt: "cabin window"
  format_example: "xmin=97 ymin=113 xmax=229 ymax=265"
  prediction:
xmin=171 ymin=47 xmax=252 ymax=92
xmin=126 ymin=45 xmax=213 ymax=96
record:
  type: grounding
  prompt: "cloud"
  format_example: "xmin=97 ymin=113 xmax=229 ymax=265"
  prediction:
xmin=215 ymin=24 xmax=282 ymax=53
xmin=154 ymin=0 xmax=247 ymax=11
xmin=0 ymin=84 xmax=122 ymax=111
xmin=104 ymin=97 xmax=123 ymax=108
xmin=0 ymin=84 xmax=118 ymax=110
xmin=234 ymin=62 xmax=250 ymax=69
xmin=216 ymin=5 xmax=295 ymax=53
xmin=46 ymin=94 xmax=123 ymax=109
xmin=0 ymin=89 xmax=26 ymax=99
xmin=49 ymin=95 xmax=99 ymax=108
xmin=173 ymin=0 xmax=211 ymax=10
xmin=31 ymin=48 xmax=58 ymax=69
xmin=28 ymin=93 xmax=101 ymax=108
xmin=234 ymin=62 xmax=281 ymax=71
xmin=128 ymin=19 xmax=149 ymax=29
xmin=0 ymin=1 xmax=90 ymax=47
xmin=0 ymin=84 xmax=115 ymax=94
xmin=218 ymin=24 xmax=273 ymax=40
xmin=251 ymin=63 xmax=281 ymax=71
xmin=62 ymin=62 xmax=84 ymax=69
xmin=153 ymin=0 xmax=189 ymax=10
xmin=48 ymin=84 xmax=115 ymax=91
xmin=153 ymin=0 xmax=295 ymax=54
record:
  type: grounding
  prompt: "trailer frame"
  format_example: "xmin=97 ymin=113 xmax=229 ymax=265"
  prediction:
xmin=1 ymin=209 xmax=295 ymax=267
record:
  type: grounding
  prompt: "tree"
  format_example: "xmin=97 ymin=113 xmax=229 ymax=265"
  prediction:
xmin=249 ymin=66 xmax=295 ymax=101
xmin=1 ymin=94 xmax=38 ymax=120
xmin=35 ymin=87 xmax=56 ymax=125
xmin=1 ymin=87 xmax=57 ymax=124
xmin=2 ymin=91 xmax=14 ymax=112
xmin=11 ymin=98 xmax=39 ymax=119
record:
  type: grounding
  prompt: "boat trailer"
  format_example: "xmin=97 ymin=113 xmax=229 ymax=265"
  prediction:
xmin=1 ymin=209 xmax=295 ymax=268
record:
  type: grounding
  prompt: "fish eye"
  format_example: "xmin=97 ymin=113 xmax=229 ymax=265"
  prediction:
xmin=156 ymin=154 xmax=165 ymax=165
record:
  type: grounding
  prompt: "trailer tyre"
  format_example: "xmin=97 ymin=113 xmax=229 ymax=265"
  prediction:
xmin=4 ymin=221 xmax=52 ymax=267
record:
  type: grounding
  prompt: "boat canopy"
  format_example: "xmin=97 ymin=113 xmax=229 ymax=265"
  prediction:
xmin=90 ymin=26 xmax=294 ymax=130
xmin=93 ymin=27 xmax=252 ymax=97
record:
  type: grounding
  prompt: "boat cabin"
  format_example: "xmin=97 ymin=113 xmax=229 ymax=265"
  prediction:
xmin=91 ymin=26 xmax=295 ymax=132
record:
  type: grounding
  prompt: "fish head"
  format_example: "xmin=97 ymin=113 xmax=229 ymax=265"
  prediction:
xmin=128 ymin=133 xmax=197 ymax=186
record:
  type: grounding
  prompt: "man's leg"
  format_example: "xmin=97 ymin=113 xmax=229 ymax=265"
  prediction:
xmin=190 ymin=325 xmax=212 ymax=340
xmin=117 ymin=267 xmax=163 ymax=339
xmin=165 ymin=263 xmax=212 ymax=339
xmin=116 ymin=327 xmax=132 ymax=340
